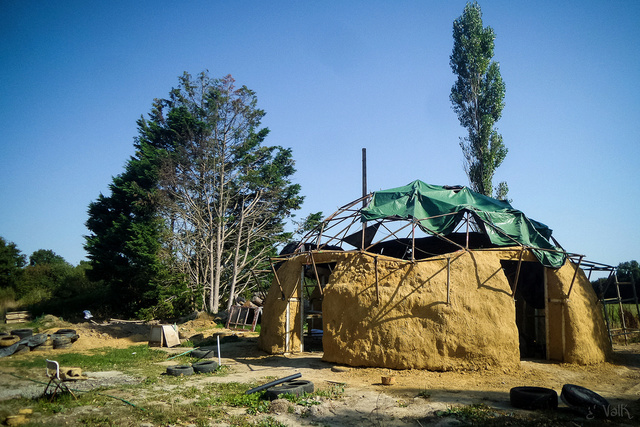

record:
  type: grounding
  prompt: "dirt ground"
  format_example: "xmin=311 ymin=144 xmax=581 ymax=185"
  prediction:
xmin=2 ymin=315 xmax=640 ymax=426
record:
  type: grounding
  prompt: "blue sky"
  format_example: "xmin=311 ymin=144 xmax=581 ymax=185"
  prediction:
xmin=1 ymin=1 xmax=638 ymax=269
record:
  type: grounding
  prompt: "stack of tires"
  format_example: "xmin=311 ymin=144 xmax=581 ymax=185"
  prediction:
xmin=51 ymin=329 xmax=79 ymax=349
xmin=0 ymin=328 xmax=80 ymax=357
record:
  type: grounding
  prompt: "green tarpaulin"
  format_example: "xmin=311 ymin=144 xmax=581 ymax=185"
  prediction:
xmin=361 ymin=180 xmax=565 ymax=268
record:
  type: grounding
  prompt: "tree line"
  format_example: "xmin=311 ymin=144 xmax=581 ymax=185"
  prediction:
xmin=0 ymin=238 xmax=104 ymax=319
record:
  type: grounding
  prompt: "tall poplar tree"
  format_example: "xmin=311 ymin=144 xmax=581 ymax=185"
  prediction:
xmin=450 ymin=2 xmax=508 ymax=199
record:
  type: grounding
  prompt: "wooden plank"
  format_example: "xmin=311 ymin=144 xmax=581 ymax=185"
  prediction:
xmin=6 ymin=312 xmax=31 ymax=319
xmin=161 ymin=325 xmax=181 ymax=347
xmin=5 ymin=311 xmax=31 ymax=324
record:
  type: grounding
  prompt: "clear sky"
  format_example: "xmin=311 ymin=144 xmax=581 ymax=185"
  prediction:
xmin=1 ymin=1 xmax=638 ymax=270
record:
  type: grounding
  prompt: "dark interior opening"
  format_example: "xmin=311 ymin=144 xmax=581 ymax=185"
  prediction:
xmin=302 ymin=262 xmax=334 ymax=352
xmin=365 ymin=232 xmax=498 ymax=260
xmin=501 ymin=260 xmax=546 ymax=359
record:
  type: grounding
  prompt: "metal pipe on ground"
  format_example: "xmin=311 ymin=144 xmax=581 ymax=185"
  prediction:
xmin=245 ymin=373 xmax=302 ymax=395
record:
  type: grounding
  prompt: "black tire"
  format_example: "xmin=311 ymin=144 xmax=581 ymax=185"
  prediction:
xmin=52 ymin=335 xmax=73 ymax=349
xmin=0 ymin=335 xmax=20 ymax=348
xmin=191 ymin=348 xmax=216 ymax=359
xmin=192 ymin=360 xmax=219 ymax=373
xmin=10 ymin=329 xmax=32 ymax=339
xmin=167 ymin=365 xmax=194 ymax=376
xmin=52 ymin=331 xmax=79 ymax=342
xmin=561 ymin=384 xmax=609 ymax=418
xmin=510 ymin=386 xmax=558 ymax=410
xmin=265 ymin=380 xmax=315 ymax=400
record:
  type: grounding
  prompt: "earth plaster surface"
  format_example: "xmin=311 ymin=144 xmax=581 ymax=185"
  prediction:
xmin=260 ymin=250 xmax=610 ymax=371
xmin=1 ymin=315 xmax=639 ymax=426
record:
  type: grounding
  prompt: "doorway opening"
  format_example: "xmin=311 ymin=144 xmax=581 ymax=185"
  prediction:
xmin=301 ymin=262 xmax=335 ymax=352
xmin=501 ymin=260 xmax=546 ymax=359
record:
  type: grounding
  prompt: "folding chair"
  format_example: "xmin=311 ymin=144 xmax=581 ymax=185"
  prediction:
xmin=44 ymin=359 xmax=77 ymax=401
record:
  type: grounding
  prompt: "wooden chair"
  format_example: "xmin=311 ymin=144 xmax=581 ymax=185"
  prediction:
xmin=44 ymin=359 xmax=77 ymax=401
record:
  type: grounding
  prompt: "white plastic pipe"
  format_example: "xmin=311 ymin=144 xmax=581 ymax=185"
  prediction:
xmin=217 ymin=334 xmax=221 ymax=366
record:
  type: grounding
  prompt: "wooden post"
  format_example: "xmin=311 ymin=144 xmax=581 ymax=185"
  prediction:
xmin=566 ymin=255 xmax=584 ymax=298
xmin=269 ymin=260 xmax=286 ymax=300
xmin=447 ymin=257 xmax=451 ymax=305
xmin=361 ymin=148 xmax=367 ymax=250
xmin=309 ymin=253 xmax=323 ymax=296
xmin=411 ymin=221 xmax=416 ymax=262
xmin=511 ymin=248 xmax=525 ymax=299
xmin=375 ymin=256 xmax=380 ymax=306
xmin=465 ymin=212 xmax=470 ymax=249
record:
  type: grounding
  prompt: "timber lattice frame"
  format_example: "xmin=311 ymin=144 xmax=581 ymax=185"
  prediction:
xmin=269 ymin=191 xmax=615 ymax=342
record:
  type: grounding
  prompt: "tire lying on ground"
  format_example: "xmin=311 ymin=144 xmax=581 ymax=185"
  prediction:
xmin=167 ymin=365 xmax=194 ymax=376
xmin=52 ymin=330 xmax=79 ymax=342
xmin=192 ymin=360 xmax=219 ymax=373
xmin=510 ymin=386 xmax=558 ymax=410
xmin=52 ymin=335 xmax=73 ymax=349
xmin=265 ymin=380 xmax=315 ymax=400
xmin=0 ymin=335 xmax=20 ymax=348
xmin=10 ymin=329 xmax=33 ymax=339
xmin=190 ymin=348 xmax=216 ymax=359
xmin=561 ymin=384 xmax=609 ymax=418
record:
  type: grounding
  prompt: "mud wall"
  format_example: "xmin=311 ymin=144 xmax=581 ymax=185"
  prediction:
xmin=321 ymin=250 xmax=521 ymax=371
xmin=257 ymin=256 xmax=303 ymax=354
xmin=257 ymin=252 xmax=351 ymax=354
xmin=258 ymin=249 xmax=610 ymax=370
xmin=546 ymin=262 xmax=611 ymax=364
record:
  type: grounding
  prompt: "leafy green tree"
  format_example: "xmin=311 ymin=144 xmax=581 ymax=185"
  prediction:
xmin=87 ymin=71 xmax=303 ymax=316
xmin=0 ymin=237 xmax=25 ymax=303
xmin=84 ymin=134 xmax=182 ymax=317
xmin=450 ymin=1 xmax=507 ymax=199
xmin=29 ymin=249 xmax=68 ymax=266
xmin=293 ymin=212 xmax=324 ymax=238
xmin=0 ymin=237 xmax=26 ymax=287
xmin=16 ymin=250 xmax=73 ymax=304
xmin=618 ymin=260 xmax=640 ymax=284
xmin=144 ymin=72 xmax=303 ymax=313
